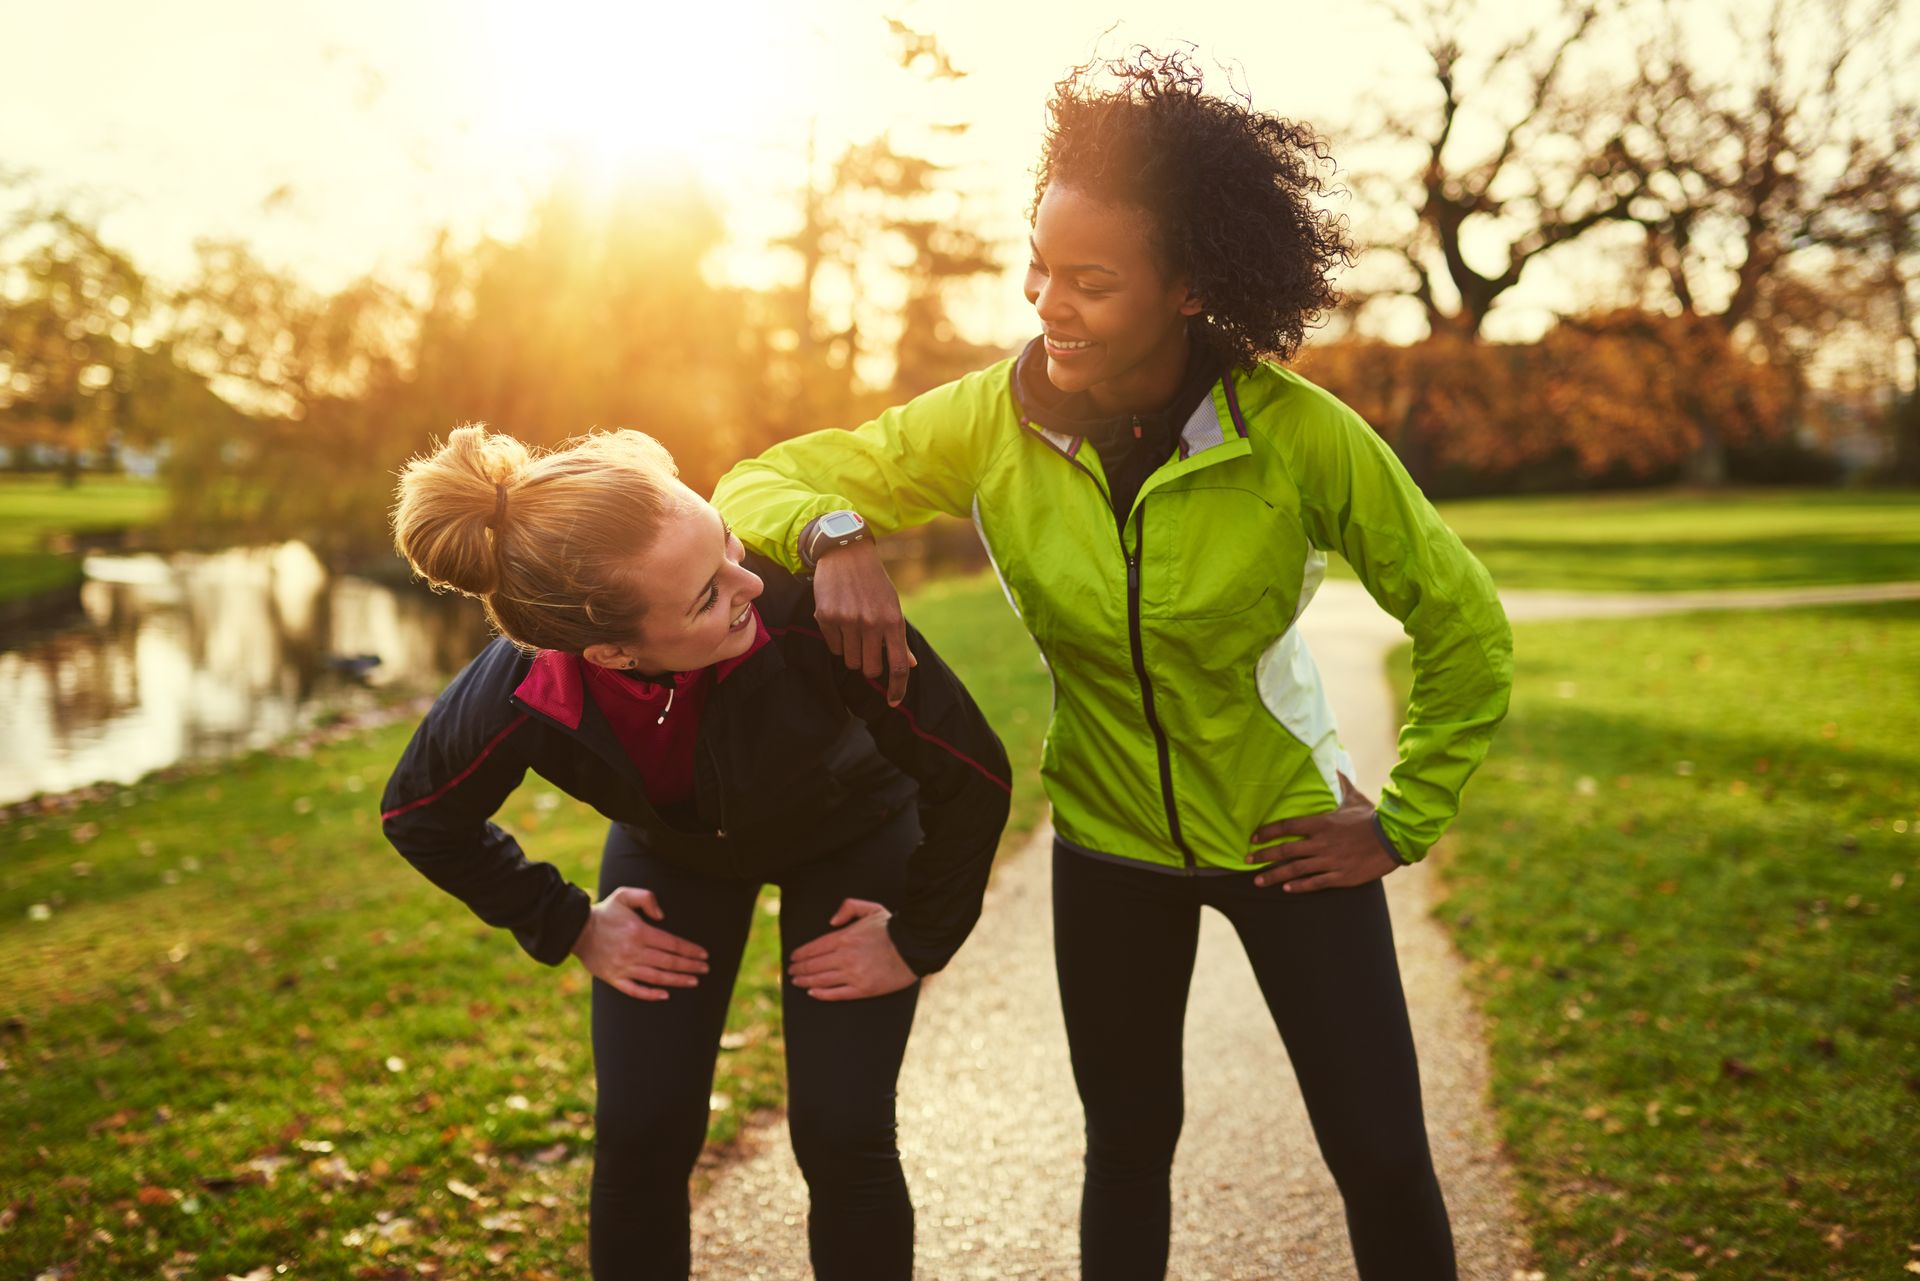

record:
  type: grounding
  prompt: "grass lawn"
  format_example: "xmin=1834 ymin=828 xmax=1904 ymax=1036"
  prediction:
xmin=1328 ymin=488 xmax=1920 ymax=592
xmin=0 ymin=572 xmax=1049 ymax=1279
xmin=0 ymin=474 xmax=170 ymax=603
xmin=1404 ymin=604 xmax=1918 ymax=1275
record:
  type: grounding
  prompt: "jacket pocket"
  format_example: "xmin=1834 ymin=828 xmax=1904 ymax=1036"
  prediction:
xmin=1137 ymin=486 xmax=1296 ymax=621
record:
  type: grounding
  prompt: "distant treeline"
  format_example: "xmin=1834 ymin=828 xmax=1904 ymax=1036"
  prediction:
xmin=2 ymin=3 xmax=1915 ymax=566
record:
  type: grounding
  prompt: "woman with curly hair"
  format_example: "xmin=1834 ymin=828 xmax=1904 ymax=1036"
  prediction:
xmin=714 ymin=49 xmax=1512 ymax=1279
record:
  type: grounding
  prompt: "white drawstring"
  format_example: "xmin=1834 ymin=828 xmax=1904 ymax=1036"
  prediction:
xmin=656 ymin=685 xmax=674 ymax=726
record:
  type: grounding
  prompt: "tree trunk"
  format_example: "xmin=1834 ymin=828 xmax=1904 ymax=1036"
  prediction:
xmin=1685 ymin=424 xmax=1728 ymax=486
xmin=1892 ymin=390 xmax=1920 ymax=484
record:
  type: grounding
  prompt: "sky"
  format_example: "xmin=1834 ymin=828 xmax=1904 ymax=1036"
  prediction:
xmin=4 ymin=0 xmax=1907 ymax=358
xmin=3 ymin=0 xmax=1443 ymax=343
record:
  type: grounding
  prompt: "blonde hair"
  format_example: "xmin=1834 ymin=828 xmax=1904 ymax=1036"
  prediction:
xmin=391 ymin=424 xmax=688 ymax=653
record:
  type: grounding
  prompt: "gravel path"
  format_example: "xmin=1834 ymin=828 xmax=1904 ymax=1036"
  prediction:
xmin=689 ymin=577 xmax=1920 ymax=1277
xmin=1498 ymin=579 xmax=1920 ymax=621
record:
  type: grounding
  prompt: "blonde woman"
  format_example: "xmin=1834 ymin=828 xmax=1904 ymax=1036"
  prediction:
xmin=381 ymin=425 xmax=1011 ymax=1279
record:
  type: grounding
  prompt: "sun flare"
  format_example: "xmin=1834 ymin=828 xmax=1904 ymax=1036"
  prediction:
xmin=474 ymin=0 xmax=802 ymax=192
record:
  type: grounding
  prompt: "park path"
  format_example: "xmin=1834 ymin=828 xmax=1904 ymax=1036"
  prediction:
xmin=688 ymin=577 xmax=1920 ymax=1278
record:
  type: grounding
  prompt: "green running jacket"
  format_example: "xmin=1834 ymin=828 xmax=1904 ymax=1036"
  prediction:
xmin=713 ymin=356 xmax=1513 ymax=871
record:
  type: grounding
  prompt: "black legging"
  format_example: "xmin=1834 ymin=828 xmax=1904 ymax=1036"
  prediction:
xmin=589 ymin=810 xmax=922 ymax=1280
xmin=1052 ymin=842 xmax=1457 ymax=1281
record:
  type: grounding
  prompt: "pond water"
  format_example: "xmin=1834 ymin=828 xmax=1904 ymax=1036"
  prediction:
xmin=0 ymin=543 xmax=490 ymax=806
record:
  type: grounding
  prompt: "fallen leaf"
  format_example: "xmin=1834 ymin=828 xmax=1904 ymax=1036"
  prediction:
xmin=308 ymin=1154 xmax=360 ymax=1188
xmin=88 ymin=1108 xmax=137 ymax=1136
xmin=244 ymin=1154 xmax=292 ymax=1185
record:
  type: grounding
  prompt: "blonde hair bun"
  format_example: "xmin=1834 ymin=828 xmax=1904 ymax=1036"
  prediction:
xmin=390 ymin=424 xmax=683 ymax=652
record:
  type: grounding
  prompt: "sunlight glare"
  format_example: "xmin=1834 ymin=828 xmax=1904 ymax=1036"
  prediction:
xmin=475 ymin=0 xmax=799 ymax=194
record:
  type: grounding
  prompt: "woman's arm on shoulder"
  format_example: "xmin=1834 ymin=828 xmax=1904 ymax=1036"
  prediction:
xmin=714 ymin=362 xmax=1016 ymax=700
xmin=810 ymin=618 xmax=1013 ymax=977
xmin=712 ymin=362 xmax=1014 ymax=574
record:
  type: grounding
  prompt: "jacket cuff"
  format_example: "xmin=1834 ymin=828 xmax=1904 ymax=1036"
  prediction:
xmin=796 ymin=514 xmax=827 ymax=570
xmin=885 ymin=918 xmax=949 ymax=979
xmin=516 ymin=883 xmax=595 ymax=966
xmin=1372 ymin=813 xmax=1414 ymax=867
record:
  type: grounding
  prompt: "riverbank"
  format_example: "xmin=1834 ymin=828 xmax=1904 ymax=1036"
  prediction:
xmin=0 ymin=474 xmax=169 ymax=610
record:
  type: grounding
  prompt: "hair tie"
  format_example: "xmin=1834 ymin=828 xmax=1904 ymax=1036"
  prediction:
xmin=487 ymin=483 xmax=509 ymax=531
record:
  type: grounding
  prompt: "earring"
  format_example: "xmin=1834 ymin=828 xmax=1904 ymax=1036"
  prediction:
xmin=625 ymin=660 xmax=638 ymax=670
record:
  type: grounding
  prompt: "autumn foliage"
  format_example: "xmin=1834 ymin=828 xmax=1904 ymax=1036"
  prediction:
xmin=1300 ymin=310 xmax=1795 ymax=488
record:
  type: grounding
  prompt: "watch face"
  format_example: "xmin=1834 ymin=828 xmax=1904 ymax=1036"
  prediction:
xmin=819 ymin=511 xmax=863 ymax=539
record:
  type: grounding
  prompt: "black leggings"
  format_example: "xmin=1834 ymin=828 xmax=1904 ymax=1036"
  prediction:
xmin=589 ymin=812 xmax=922 ymax=1281
xmin=1052 ymin=842 xmax=1457 ymax=1281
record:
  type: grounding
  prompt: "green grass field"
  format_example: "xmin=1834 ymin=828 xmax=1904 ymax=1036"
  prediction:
xmin=0 ymin=573 xmax=1048 ymax=1279
xmin=1327 ymin=488 xmax=1920 ymax=592
xmin=0 ymin=474 xmax=169 ymax=602
xmin=8 ymin=478 xmax=1914 ymax=1276
xmin=1452 ymin=488 xmax=1920 ymax=589
xmin=1404 ymin=605 xmax=1918 ymax=1276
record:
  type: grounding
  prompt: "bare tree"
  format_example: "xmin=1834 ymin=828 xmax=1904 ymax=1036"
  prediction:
xmin=1348 ymin=0 xmax=1648 ymax=340
xmin=769 ymin=15 xmax=1001 ymax=429
xmin=1617 ymin=0 xmax=1919 ymax=476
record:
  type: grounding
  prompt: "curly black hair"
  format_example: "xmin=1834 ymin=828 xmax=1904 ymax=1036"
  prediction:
xmin=1031 ymin=48 xmax=1351 ymax=369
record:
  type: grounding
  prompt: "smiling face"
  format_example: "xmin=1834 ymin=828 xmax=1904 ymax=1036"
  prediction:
xmin=582 ymin=485 xmax=764 ymax=675
xmin=1024 ymin=182 xmax=1204 ymax=416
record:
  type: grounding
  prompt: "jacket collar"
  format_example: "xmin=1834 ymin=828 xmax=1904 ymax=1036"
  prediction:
xmin=510 ymin=607 xmax=773 ymax=732
xmin=1009 ymin=335 xmax=1246 ymax=463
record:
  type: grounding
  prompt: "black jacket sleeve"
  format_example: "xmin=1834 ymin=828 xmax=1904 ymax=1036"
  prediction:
xmin=829 ymin=621 xmax=1013 ymax=976
xmin=379 ymin=681 xmax=593 ymax=967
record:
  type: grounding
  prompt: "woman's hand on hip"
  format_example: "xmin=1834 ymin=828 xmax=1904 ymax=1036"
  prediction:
xmin=812 ymin=540 xmax=916 ymax=706
xmin=571 ymin=886 xmax=711 ymax=1000
xmin=787 ymin=898 xmax=919 ymax=1000
xmin=1247 ymin=773 xmax=1402 ymax=892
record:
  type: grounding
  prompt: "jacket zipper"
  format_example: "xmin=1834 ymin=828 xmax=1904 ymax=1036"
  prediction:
xmin=1126 ymin=506 xmax=1195 ymax=873
xmin=702 ymin=734 xmax=729 ymax=838
xmin=1019 ymin=418 xmax=1195 ymax=869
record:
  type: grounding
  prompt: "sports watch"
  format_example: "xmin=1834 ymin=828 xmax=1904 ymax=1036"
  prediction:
xmin=800 ymin=509 xmax=869 ymax=569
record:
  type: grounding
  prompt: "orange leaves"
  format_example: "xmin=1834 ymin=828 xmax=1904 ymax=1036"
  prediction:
xmin=1300 ymin=310 xmax=1794 ymax=482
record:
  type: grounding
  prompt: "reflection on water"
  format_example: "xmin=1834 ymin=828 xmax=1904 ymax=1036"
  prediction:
xmin=0 ymin=543 xmax=491 ymax=806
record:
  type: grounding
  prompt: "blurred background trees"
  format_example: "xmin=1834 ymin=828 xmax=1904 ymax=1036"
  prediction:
xmin=1318 ymin=0 xmax=1918 ymax=493
xmin=2 ymin=4 xmax=1914 ymax=571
